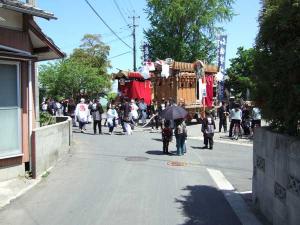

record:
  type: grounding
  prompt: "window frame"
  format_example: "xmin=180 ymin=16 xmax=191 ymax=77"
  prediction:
xmin=0 ymin=60 xmax=22 ymax=159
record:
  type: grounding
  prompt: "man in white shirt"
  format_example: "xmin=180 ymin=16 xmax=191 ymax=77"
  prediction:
xmin=75 ymin=98 xmax=89 ymax=133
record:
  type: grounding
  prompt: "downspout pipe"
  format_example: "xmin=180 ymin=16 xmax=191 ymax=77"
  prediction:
xmin=28 ymin=60 xmax=33 ymax=173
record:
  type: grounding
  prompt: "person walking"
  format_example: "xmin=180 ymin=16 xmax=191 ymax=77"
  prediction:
xmin=89 ymin=98 xmax=104 ymax=135
xmin=75 ymin=98 xmax=89 ymax=133
xmin=55 ymin=99 xmax=64 ymax=116
xmin=138 ymin=98 xmax=147 ymax=125
xmin=218 ymin=101 xmax=228 ymax=133
xmin=106 ymin=104 xmax=118 ymax=135
xmin=201 ymin=111 xmax=216 ymax=149
xmin=162 ymin=120 xmax=172 ymax=154
xmin=130 ymin=99 xmax=139 ymax=126
xmin=41 ymin=98 xmax=48 ymax=112
xmin=48 ymin=98 xmax=57 ymax=115
xmin=174 ymin=118 xmax=187 ymax=156
xmin=150 ymin=100 xmax=160 ymax=131
xmin=68 ymin=98 xmax=77 ymax=127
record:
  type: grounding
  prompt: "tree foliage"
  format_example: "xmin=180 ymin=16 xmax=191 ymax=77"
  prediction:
xmin=144 ymin=0 xmax=235 ymax=62
xmin=225 ymin=47 xmax=255 ymax=99
xmin=253 ymin=0 xmax=300 ymax=135
xmin=39 ymin=34 xmax=111 ymax=100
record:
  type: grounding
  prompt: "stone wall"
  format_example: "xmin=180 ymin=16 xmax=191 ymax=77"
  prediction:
xmin=253 ymin=128 xmax=300 ymax=225
xmin=31 ymin=117 xmax=72 ymax=178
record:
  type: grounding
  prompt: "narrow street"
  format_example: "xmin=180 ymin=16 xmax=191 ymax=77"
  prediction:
xmin=0 ymin=124 xmax=260 ymax=225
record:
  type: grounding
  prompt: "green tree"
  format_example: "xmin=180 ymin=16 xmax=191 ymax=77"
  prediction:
xmin=225 ymin=47 xmax=255 ymax=99
xmin=39 ymin=34 xmax=112 ymax=100
xmin=144 ymin=0 xmax=235 ymax=62
xmin=71 ymin=34 xmax=111 ymax=74
xmin=253 ymin=0 xmax=300 ymax=135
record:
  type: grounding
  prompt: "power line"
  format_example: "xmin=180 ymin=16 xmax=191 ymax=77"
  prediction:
xmin=128 ymin=0 xmax=135 ymax=12
xmin=84 ymin=0 xmax=132 ymax=50
xmin=108 ymin=51 xmax=131 ymax=60
xmin=113 ymin=0 xmax=129 ymax=27
xmin=106 ymin=35 xmax=131 ymax=44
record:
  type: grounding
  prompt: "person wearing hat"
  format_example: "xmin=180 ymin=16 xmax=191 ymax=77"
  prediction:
xmin=75 ymin=98 xmax=89 ymax=133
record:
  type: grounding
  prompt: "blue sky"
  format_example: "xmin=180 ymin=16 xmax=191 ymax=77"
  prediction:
xmin=37 ymin=0 xmax=261 ymax=72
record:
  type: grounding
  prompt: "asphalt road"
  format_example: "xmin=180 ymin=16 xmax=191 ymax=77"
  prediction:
xmin=0 ymin=124 xmax=258 ymax=225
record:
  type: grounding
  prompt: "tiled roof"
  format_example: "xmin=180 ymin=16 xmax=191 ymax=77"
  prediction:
xmin=0 ymin=0 xmax=56 ymax=20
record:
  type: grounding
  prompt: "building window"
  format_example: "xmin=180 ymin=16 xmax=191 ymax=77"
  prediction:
xmin=0 ymin=61 xmax=21 ymax=158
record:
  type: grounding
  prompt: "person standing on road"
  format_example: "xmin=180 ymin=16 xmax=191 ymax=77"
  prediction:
xmin=150 ymin=100 xmax=160 ymax=131
xmin=139 ymin=98 xmax=147 ymax=125
xmin=218 ymin=101 xmax=228 ymax=133
xmin=174 ymin=118 xmax=187 ymax=156
xmin=89 ymin=98 xmax=104 ymax=135
xmin=251 ymin=106 xmax=262 ymax=136
xmin=75 ymin=98 xmax=89 ymax=133
xmin=201 ymin=111 xmax=216 ymax=149
xmin=107 ymin=104 xmax=118 ymax=135
xmin=162 ymin=120 xmax=172 ymax=154
xmin=229 ymin=104 xmax=242 ymax=137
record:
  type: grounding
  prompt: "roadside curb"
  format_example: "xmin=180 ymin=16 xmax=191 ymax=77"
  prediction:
xmin=0 ymin=167 xmax=53 ymax=209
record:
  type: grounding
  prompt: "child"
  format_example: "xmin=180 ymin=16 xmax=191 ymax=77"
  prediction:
xmin=162 ymin=120 xmax=172 ymax=154
xmin=201 ymin=111 xmax=216 ymax=149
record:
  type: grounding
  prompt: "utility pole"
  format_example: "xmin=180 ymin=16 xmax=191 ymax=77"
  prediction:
xmin=129 ymin=12 xmax=140 ymax=71
xmin=26 ymin=0 xmax=36 ymax=6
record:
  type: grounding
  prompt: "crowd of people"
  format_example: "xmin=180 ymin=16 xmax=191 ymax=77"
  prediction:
xmin=40 ymin=96 xmax=261 ymax=156
xmin=217 ymin=100 xmax=261 ymax=139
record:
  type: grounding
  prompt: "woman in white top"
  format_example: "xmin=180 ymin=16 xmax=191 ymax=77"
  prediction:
xmin=75 ymin=98 xmax=89 ymax=133
xmin=229 ymin=105 xmax=242 ymax=137
xmin=106 ymin=104 xmax=118 ymax=135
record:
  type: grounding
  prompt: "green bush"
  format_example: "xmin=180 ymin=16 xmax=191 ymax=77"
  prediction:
xmin=40 ymin=112 xmax=55 ymax=127
xmin=253 ymin=0 xmax=300 ymax=136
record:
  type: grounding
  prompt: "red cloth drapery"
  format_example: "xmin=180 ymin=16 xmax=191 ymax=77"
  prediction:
xmin=204 ymin=75 xmax=214 ymax=107
xmin=119 ymin=80 xmax=152 ymax=105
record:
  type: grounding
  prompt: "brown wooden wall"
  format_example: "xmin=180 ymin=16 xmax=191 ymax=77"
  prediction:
xmin=153 ymin=76 xmax=177 ymax=102
xmin=0 ymin=27 xmax=32 ymax=53
xmin=153 ymin=72 xmax=197 ymax=105
xmin=177 ymin=72 xmax=197 ymax=105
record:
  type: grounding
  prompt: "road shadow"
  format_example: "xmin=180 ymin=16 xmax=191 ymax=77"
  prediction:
xmin=190 ymin=146 xmax=203 ymax=149
xmin=152 ymin=138 xmax=163 ymax=142
xmin=73 ymin=130 xmax=95 ymax=135
xmin=145 ymin=150 xmax=164 ymax=155
xmin=176 ymin=185 xmax=242 ymax=225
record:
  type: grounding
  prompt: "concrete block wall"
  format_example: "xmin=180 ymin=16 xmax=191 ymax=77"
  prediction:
xmin=32 ymin=117 xmax=72 ymax=178
xmin=253 ymin=128 xmax=300 ymax=225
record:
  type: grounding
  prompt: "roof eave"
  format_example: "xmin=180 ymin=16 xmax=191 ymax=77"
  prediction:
xmin=0 ymin=3 xmax=57 ymax=20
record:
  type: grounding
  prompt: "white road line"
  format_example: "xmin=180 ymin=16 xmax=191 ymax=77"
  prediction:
xmin=188 ymin=136 xmax=253 ymax=147
xmin=207 ymin=168 xmax=262 ymax=225
xmin=237 ymin=191 xmax=252 ymax=195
